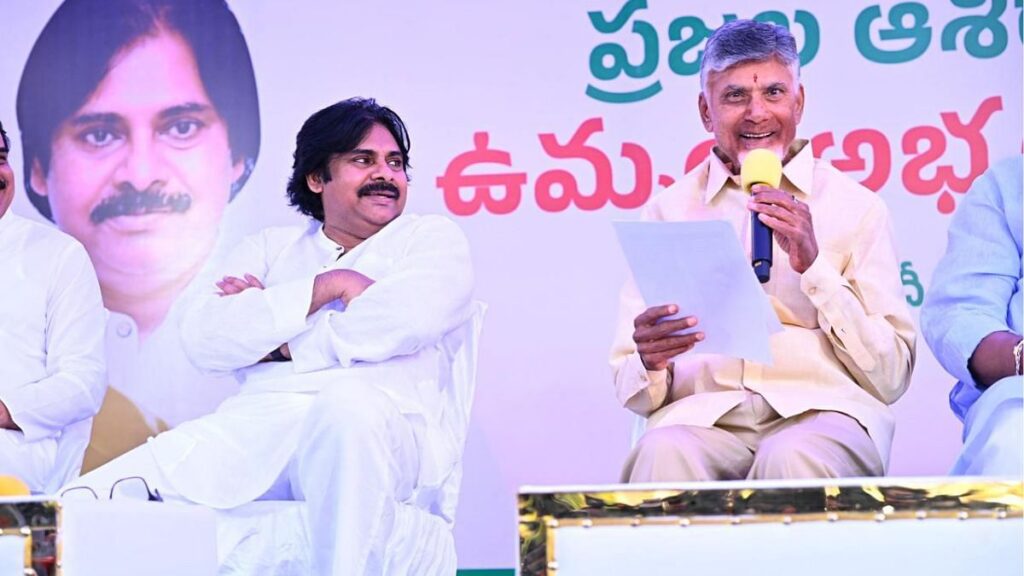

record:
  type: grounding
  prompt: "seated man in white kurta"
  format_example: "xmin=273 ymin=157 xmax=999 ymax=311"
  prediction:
xmin=70 ymin=98 xmax=474 ymax=574
xmin=0 ymin=119 xmax=106 ymax=493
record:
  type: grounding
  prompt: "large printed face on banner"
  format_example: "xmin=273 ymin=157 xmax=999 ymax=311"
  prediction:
xmin=698 ymin=57 xmax=805 ymax=168
xmin=14 ymin=0 xmax=261 ymax=472
xmin=30 ymin=30 xmax=243 ymax=301
xmin=310 ymin=123 xmax=409 ymax=242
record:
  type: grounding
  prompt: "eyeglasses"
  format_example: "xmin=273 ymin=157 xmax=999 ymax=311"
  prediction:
xmin=60 ymin=476 xmax=163 ymax=503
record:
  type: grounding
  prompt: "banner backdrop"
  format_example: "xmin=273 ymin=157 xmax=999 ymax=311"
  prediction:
xmin=1 ymin=0 xmax=1021 ymax=569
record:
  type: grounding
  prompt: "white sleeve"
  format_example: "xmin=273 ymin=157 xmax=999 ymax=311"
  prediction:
xmin=4 ymin=242 xmax=107 ymax=441
xmin=180 ymin=232 xmax=315 ymax=374
xmin=289 ymin=217 xmax=474 ymax=373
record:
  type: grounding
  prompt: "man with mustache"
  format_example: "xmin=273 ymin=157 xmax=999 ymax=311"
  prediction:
xmin=612 ymin=20 xmax=915 ymax=481
xmin=16 ymin=0 xmax=260 ymax=469
xmin=0 ymin=119 xmax=107 ymax=493
xmin=71 ymin=98 xmax=476 ymax=574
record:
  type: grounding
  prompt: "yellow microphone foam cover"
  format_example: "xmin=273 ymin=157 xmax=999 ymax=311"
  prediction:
xmin=0 ymin=475 xmax=30 ymax=496
xmin=740 ymin=148 xmax=783 ymax=192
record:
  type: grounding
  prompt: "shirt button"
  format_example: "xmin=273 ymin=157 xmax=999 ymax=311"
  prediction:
xmin=116 ymin=321 xmax=134 ymax=338
xmin=808 ymin=287 xmax=818 ymax=295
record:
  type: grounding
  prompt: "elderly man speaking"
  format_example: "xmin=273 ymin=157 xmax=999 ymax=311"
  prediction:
xmin=611 ymin=20 xmax=916 ymax=482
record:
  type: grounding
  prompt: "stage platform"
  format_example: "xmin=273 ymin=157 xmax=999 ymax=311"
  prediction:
xmin=519 ymin=477 xmax=1023 ymax=575
xmin=1 ymin=496 xmax=216 ymax=576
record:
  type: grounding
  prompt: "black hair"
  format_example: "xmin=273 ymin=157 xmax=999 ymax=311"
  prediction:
xmin=0 ymin=121 xmax=9 ymax=151
xmin=16 ymin=0 xmax=260 ymax=220
xmin=287 ymin=98 xmax=411 ymax=222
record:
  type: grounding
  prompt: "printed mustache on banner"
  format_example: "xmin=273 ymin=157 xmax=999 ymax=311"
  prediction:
xmin=357 ymin=181 xmax=401 ymax=199
xmin=90 ymin=183 xmax=192 ymax=224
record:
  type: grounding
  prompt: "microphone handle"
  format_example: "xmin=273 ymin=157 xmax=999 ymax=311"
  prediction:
xmin=752 ymin=210 xmax=773 ymax=284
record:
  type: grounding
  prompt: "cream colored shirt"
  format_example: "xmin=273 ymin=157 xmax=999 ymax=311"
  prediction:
xmin=610 ymin=141 xmax=916 ymax=469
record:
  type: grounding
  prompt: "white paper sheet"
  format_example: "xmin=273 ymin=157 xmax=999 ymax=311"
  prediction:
xmin=614 ymin=220 xmax=782 ymax=364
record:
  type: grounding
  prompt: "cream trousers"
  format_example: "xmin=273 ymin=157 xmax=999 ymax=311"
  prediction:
xmin=624 ymin=392 xmax=883 ymax=482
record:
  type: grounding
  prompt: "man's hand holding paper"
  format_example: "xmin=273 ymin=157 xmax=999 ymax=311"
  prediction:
xmin=632 ymin=304 xmax=704 ymax=371
xmin=614 ymin=220 xmax=782 ymax=365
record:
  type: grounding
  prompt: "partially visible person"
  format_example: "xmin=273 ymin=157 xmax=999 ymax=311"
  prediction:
xmin=0 ymin=119 xmax=107 ymax=493
xmin=69 ymin=98 xmax=475 ymax=573
xmin=611 ymin=20 xmax=916 ymax=482
xmin=921 ymin=155 xmax=1023 ymax=476
xmin=17 ymin=0 xmax=260 ymax=469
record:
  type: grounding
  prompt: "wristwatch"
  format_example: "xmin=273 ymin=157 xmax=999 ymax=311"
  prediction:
xmin=268 ymin=347 xmax=288 ymax=362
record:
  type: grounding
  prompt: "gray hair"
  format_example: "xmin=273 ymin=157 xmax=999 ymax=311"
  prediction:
xmin=700 ymin=20 xmax=800 ymax=92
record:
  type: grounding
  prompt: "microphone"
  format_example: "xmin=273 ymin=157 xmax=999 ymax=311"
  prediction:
xmin=740 ymin=149 xmax=783 ymax=284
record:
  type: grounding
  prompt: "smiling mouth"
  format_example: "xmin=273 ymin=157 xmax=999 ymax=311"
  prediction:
xmin=741 ymin=131 xmax=775 ymax=141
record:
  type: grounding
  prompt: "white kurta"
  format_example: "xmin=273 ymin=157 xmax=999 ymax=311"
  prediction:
xmin=0 ymin=212 xmax=106 ymax=493
xmin=163 ymin=212 xmax=473 ymax=504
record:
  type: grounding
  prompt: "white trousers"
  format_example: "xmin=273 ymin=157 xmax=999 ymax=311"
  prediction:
xmin=0 ymin=430 xmax=56 ymax=493
xmin=70 ymin=382 xmax=455 ymax=575
xmin=952 ymin=375 xmax=1024 ymax=476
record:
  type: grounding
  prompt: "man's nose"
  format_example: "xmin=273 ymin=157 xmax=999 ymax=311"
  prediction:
xmin=745 ymin=95 xmax=771 ymax=122
xmin=113 ymin=135 xmax=166 ymax=190
xmin=370 ymin=162 xmax=394 ymax=181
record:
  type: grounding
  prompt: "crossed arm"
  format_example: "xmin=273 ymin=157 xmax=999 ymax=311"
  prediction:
xmin=181 ymin=218 xmax=473 ymax=375
xmin=214 ymin=269 xmax=375 ymax=361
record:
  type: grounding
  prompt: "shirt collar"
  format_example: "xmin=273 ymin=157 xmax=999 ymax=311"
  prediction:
xmin=704 ymin=139 xmax=813 ymax=204
xmin=312 ymin=214 xmax=412 ymax=261
xmin=314 ymin=221 xmax=348 ymax=260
